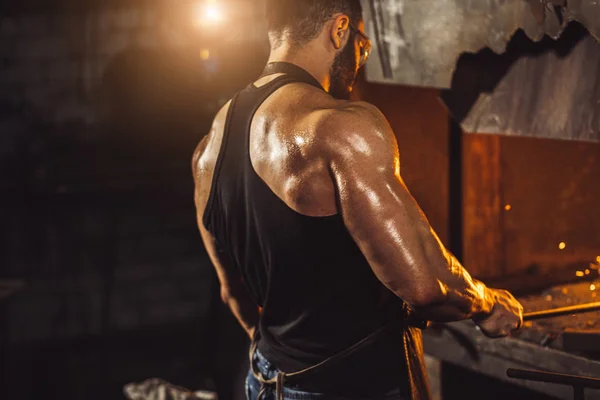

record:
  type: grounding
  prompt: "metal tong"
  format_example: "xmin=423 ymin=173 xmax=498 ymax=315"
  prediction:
xmin=523 ymin=302 xmax=600 ymax=321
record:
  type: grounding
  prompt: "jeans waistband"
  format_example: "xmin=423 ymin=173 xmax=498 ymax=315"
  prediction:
xmin=254 ymin=349 xmax=278 ymax=377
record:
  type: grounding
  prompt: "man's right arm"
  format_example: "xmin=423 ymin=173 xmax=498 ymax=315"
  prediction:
xmin=323 ymin=103 xmax=522 ymax=336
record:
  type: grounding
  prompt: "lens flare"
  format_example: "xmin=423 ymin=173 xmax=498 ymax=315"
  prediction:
xmin=195 ymin=1 xmax=224 ymax=27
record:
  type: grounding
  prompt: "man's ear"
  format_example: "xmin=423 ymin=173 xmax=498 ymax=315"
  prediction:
xmin=329 ymin=14 xmax=351 ymax=50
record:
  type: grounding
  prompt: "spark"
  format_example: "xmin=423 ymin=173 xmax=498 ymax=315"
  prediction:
xmin=504 ymin=204 xmax=512 ymax=211
xmin=576 ymin=271 xmax=585 ymax=277
xmin=591 ymin=284 xmax=596 ymax=291
xmin=558 ymin=242 xmax=567 ymax=250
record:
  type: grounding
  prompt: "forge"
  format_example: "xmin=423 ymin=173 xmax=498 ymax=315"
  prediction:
xmin=363 ymin=0 xmax=600 ymax=142
xmin=361 ymin=1 xmax=600 ymax=398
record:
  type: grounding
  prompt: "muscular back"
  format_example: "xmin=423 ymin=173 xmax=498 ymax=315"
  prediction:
xmin=193 ymin=71 xmax=434 ymax=305
xmin=194 ymin=75 xmax=352 ymax=220
xmin=194 ymin=71 xmax=482 ymax=324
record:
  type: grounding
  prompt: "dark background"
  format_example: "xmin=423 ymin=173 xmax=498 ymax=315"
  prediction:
xmin=1 ymin=1 xmax=599 ymax=399
xmin=0 ymin=1 xmax=269 ymax=398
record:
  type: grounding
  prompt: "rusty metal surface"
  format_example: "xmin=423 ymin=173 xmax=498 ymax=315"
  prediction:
xmin=424 ymin=321 xmax=600 ymax=399
xmin=362 ymin=0 xmax=600 ymax=141
xmin=425 ymin=276 xmax=600 ymax=399
xmin=362 ymin=0 xmax=600 ymax=89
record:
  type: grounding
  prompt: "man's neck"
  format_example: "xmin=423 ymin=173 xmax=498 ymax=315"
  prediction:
xmin=267 ymin=43 xmax=331 ymax=92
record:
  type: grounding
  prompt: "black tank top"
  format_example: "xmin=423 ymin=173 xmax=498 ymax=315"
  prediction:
xmin=203 ymin=63 xmax=408 ymax=396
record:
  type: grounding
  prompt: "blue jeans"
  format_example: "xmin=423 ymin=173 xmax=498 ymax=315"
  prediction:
xmin=245 ymin=350 xmax=406 ymax=400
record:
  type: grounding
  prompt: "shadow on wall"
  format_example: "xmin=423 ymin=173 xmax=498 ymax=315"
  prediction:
xmin=1 ymin=43 xmax=249 ymax=400
xmin=97 ymin=46 xmax=211 ymax=170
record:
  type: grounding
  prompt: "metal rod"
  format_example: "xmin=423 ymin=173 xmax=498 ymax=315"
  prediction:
xmin=523 ymin=302 xmax=600 ymax=321
xmin=507 ymin=368 xmax=600 ymax=390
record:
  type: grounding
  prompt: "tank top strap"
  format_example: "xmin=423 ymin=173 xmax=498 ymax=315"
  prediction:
xmin=259 ymin=62 xmax=324 ymax=92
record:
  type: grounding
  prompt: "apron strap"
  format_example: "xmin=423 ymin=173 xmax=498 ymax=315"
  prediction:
xmin=249 ymin=315 xmax=401 ymax=399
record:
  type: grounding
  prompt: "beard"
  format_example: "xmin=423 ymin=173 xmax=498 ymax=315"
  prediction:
xmin=329 ymin=38 xmax=358 ymax=100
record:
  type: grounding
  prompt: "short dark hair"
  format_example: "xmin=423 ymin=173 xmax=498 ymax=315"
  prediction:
xmin=266 ymin=0 xmax=363 ymax=47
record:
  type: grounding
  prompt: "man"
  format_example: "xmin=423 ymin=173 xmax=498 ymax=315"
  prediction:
xmin=193 ymin=1 xmax=524 ymax=399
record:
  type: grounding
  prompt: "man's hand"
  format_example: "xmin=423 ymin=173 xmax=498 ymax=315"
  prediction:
xmin=473 ymin=289 xmax=524 ymax=338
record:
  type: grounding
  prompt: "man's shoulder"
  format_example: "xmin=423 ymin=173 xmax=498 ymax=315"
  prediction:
xmin=212 ymin=100 xmax=233 ymax=131
xmin=192 ymin=100 xmax=233 ymax=176
xmin=314 ymin=99 xmax=382 ymax=121
xmin=311 ymin=100 xmax=397 ymax=160
xmin=315 ymin=100 xmax=392 ymax=138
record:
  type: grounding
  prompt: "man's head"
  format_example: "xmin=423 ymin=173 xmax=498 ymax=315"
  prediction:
xmin=266 ymin=0 xmax=371 ymax=99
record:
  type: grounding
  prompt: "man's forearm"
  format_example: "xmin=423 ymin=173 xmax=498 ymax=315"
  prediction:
xmin=222 ymin=283 xmax=260 ymax=339
xmin=414 ymin=252 xmax=495 ymax=322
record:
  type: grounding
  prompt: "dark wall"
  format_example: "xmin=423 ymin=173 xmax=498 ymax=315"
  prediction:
xmin=0 ymin=5 xmax=213 ymax=348
xmin=0 ymin=4 xmax=267 ymax=399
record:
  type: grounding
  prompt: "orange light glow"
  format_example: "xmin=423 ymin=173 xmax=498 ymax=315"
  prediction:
xmin=586 ymin=269 xmax=591 ymax=275
xmin=504 ymin=204 xmax=512 ymax=211
xmin=559 ymin=242 xmax=567 ymax=250
xmin=195 ymin=1 xmax=225 ymax=27
xmin=591 ymin=284 xmax=596 ymax=291
xmin=597 ymin=256 xmax=600 ymax=263
xmin=200 ymin=49 xmax=210 ymax=60
xmin=576 ymin=271 xmax=585 ymax=277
